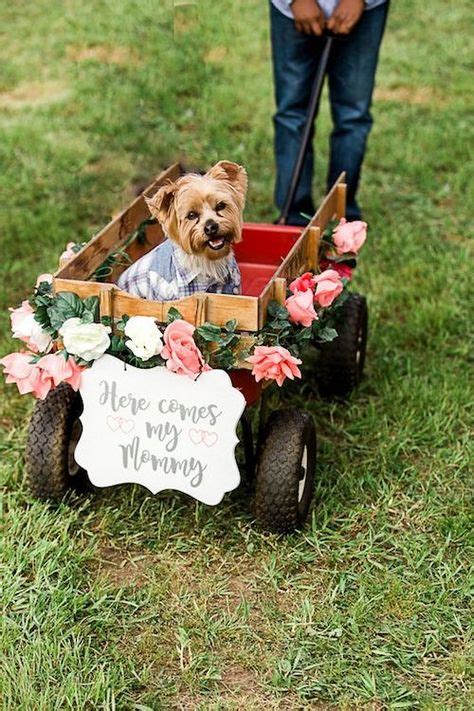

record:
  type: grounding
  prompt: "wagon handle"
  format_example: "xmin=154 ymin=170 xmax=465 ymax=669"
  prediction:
xmin=276 ymin=35 xmax=333 ymax=225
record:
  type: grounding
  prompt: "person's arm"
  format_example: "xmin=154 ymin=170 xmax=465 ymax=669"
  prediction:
xmin=290 ymin=0 xmax=325 ymax=36
xmin=326 ymin=0 xmax=365 ymax=34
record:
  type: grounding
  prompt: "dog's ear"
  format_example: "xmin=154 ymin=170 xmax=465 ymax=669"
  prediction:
xmin=206 ymin=161 xmax=248 ymax=198
xmin=145 ymin=182 xmax=177 ymax=224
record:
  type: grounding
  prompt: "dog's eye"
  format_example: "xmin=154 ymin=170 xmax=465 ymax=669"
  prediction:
xmin=186 ymin=211 xmax=199 ymax=220
xmin=215 ymin=202 xmax=226 ymax=212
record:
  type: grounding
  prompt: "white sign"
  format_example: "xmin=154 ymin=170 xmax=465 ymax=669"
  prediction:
xmin=75 ymin=354 xmax=246 ymax=505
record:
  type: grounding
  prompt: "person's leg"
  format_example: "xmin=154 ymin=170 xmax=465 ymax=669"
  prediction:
xmin=270 ymin=4 xmax=325 ymax=225
xmin=327 ymin=2 xmax=389 ymax=219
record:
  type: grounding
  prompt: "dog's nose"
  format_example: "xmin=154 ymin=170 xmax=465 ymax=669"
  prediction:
xmin=204 ymin=219 xmax=219 ymax=237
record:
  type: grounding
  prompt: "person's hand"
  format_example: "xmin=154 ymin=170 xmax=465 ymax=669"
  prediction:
xmin=291 ymin=0 xmax=325 ymax=36
xmin=326 ymin=0 xmax=365 ymax=35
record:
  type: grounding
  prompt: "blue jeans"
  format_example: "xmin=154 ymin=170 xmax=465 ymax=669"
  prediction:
xmin=270 ymin=2 xmax=389 ymax=223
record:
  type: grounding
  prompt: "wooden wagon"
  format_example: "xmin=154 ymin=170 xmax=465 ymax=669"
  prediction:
xmin=26 ymin=166 xmax=367 ymax=532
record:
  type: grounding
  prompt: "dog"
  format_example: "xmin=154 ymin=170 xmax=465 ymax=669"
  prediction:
xmin=117 ymin=161 xmax=247 ymax=301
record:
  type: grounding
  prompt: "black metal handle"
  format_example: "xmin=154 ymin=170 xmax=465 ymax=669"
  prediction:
xmin=276 ymin=35 xmax=333 ymax=225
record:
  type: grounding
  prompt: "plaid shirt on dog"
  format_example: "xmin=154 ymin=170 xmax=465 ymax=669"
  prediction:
xmin=117 ymin=239 xmax=241 ymax=301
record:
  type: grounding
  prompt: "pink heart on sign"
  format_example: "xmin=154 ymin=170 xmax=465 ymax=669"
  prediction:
xmin=203 ymin=431 xmax=218 ymax=447
xmin=106 ymin=415 xmax=121 ymax=432
xmin=120 ymin=418 xmax=135 ymax=434
xmin=189 ymin=428 xmax=205 ymax=445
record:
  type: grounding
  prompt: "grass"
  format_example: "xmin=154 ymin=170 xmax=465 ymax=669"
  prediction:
xmin=1 ymin=0 xmax=473 ymax=708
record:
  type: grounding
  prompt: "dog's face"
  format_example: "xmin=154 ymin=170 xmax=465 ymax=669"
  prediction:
xmin=145 ymin=161 xmax=247 ymax=261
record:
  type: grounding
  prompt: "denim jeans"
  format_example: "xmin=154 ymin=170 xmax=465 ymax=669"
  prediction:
xmin=270 ymin=2 xmax=389 ymax=223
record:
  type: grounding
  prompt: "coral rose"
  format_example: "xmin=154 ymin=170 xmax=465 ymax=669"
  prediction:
xmin=246 ymin=345 xmax=302 ymax=387
xmin=313 ymin=269 xmax=343 ymax=307
xmin=37 ymin=352 xmax=84 ymax=391
xmin=332 ymin=217 xmax=367 ymax=255
xmin=285 ymin=289 xmax=318 ymax=327
xmin=161 ymin=319 xmax=210 ymax=379
xmin=319 ymin=258 xmax=353 ymax=281
xmin=289 ymin=272 xmax=315 ymax=294
xmin=0 ymin=351 xmax=52 ymax=399
xmin=10 ymin=300 xmax=51 ymax=353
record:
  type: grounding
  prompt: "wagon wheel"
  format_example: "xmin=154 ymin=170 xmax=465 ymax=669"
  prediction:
xmin=317 ymin=293 xmax=368 ymax=400
xmin=25 ymin=383 xmax=90 ymax=500
xmin=254 ymin=409 xmax=316 ymax=533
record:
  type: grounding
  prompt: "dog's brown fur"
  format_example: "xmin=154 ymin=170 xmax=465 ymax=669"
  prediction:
xmin=145 ymin=161 xmax=247 ymax=262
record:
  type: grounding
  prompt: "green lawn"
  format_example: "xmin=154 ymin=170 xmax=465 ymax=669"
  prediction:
xmin=1 ymin=1 xmax=473 ymax=708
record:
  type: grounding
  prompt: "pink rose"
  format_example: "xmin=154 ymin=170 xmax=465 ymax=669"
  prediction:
xmin=0 ymin=351 xmax=53 ymax=399
xmin=161 ymin=319 xmax=210 ymax=379
xmin=246 ymin=345 xmax=302 ymax=387
xmin=10 ymin=300 xmax=51 ymax=353
xmin=319 ymin=258 xmax=352 ymax=281
xmin=59 ymin=242 xmax=77 ymax=265
xmin=285 ymin=289 xmax=318 ymax=327
xmin=289 ymin=271 xmax=315 ymax=294
xmin=36 ymin=273 xmax=53 ymax=286
xmin=313 ymin=269 xmax=343 ymax=308
xmin=332 ymin=218 xmax=367 ymax=255
xmin=37 ymin=352 xmax=84 ymax=391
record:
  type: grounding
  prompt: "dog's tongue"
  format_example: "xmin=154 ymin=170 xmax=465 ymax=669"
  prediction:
xmin=208 ymin=237 xmax=225 ymax=250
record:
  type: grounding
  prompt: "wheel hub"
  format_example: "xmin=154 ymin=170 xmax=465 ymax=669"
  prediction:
xmin=298 ymin=446 xmax=308 ymax=503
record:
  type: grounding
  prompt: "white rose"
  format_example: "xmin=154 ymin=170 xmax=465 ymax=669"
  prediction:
xmin=124 ymin=316 xmax=163 ymax=361
xmin=59 ymin=318 xmax=111 ymax=362
xmin=13 ymin=312 xmax=52 ymax=352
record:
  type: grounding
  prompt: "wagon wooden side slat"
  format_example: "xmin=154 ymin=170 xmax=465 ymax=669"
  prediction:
xmin=55 ymin=163 xmax=180 ymax=281
xmin=52 ymin=167 xmax=346 ymax=335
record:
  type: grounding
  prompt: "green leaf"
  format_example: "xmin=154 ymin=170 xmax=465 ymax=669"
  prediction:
xmin=267 ymin=300 xmax=289 ymax=320
xmin=116 ymin=314 xmax=130 ymax=331
xmin=83 ymin=295 xmax=99 ymax=319
xmin=296 ymin=327 xmax=313 ymax=343
xmin=225 ymin=318 xmax=237 ymax=332
xmin=166 ymin=307 xmax=183 ymax=323
xmin=110 ymin=334 xmax=126 ymax=353
xmin=196 ymin=322 xmax=222 ymax=341
xmin=214 ymin=347 xmax=237 ymax=369
xmin=47 ymin=292 xmax=84 ymax=331
xmin=316 ymin=326 xmax=338 ymax=343
xmin=81 ymin=311 xmax=94 ymax=324
xmin=33 ymin=304 xmax=55 ymax=335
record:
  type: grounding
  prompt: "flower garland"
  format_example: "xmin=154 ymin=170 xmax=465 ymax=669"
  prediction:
xmin=1 ymin=218 xmax=367 ymax=398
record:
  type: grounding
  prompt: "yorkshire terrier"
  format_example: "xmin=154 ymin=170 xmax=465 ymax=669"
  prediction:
xmin=117 ymin=161 xmax=247 ymax=301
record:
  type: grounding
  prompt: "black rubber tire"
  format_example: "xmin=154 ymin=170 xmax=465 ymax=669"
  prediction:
xmin=254 ymin=409 xmax=316 ymax=534
xmin=25 ymin=383 xmax=89 ymax=500
xmin=317 ymin=292 xmax=368 ymax=400
xmin=237 ymin=411 xmax=255 ymax=481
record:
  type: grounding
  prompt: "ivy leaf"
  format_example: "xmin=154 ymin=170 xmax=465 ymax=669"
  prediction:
xmin=316 ymin=327 xmax=338 ymax=343
xmin=81 ymin=311 xmax=94 ymax=324
xmin=34 ymin=282 xmax=53 ymax=299
xmin=225 ymin=318 xmax=237 ymax=333
xmin=116 ymin=314 xmax=130 ymax=331
xmin=166 ymin=306 xmax=183 ymax=323
xmin=296 ymin=327 xmax=313 ymax=343
xmin=196 ymin=322 xmax=222 ymax=342
xmin=214 ymin=348 xmax=237 ymax=369
xmin=267 ymin=300 xmax=289 ymax=320
xmin=83 ymin=296 xmax=99 ymax=319
xmin=110 ymin=334 xmax=127 ymax=353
